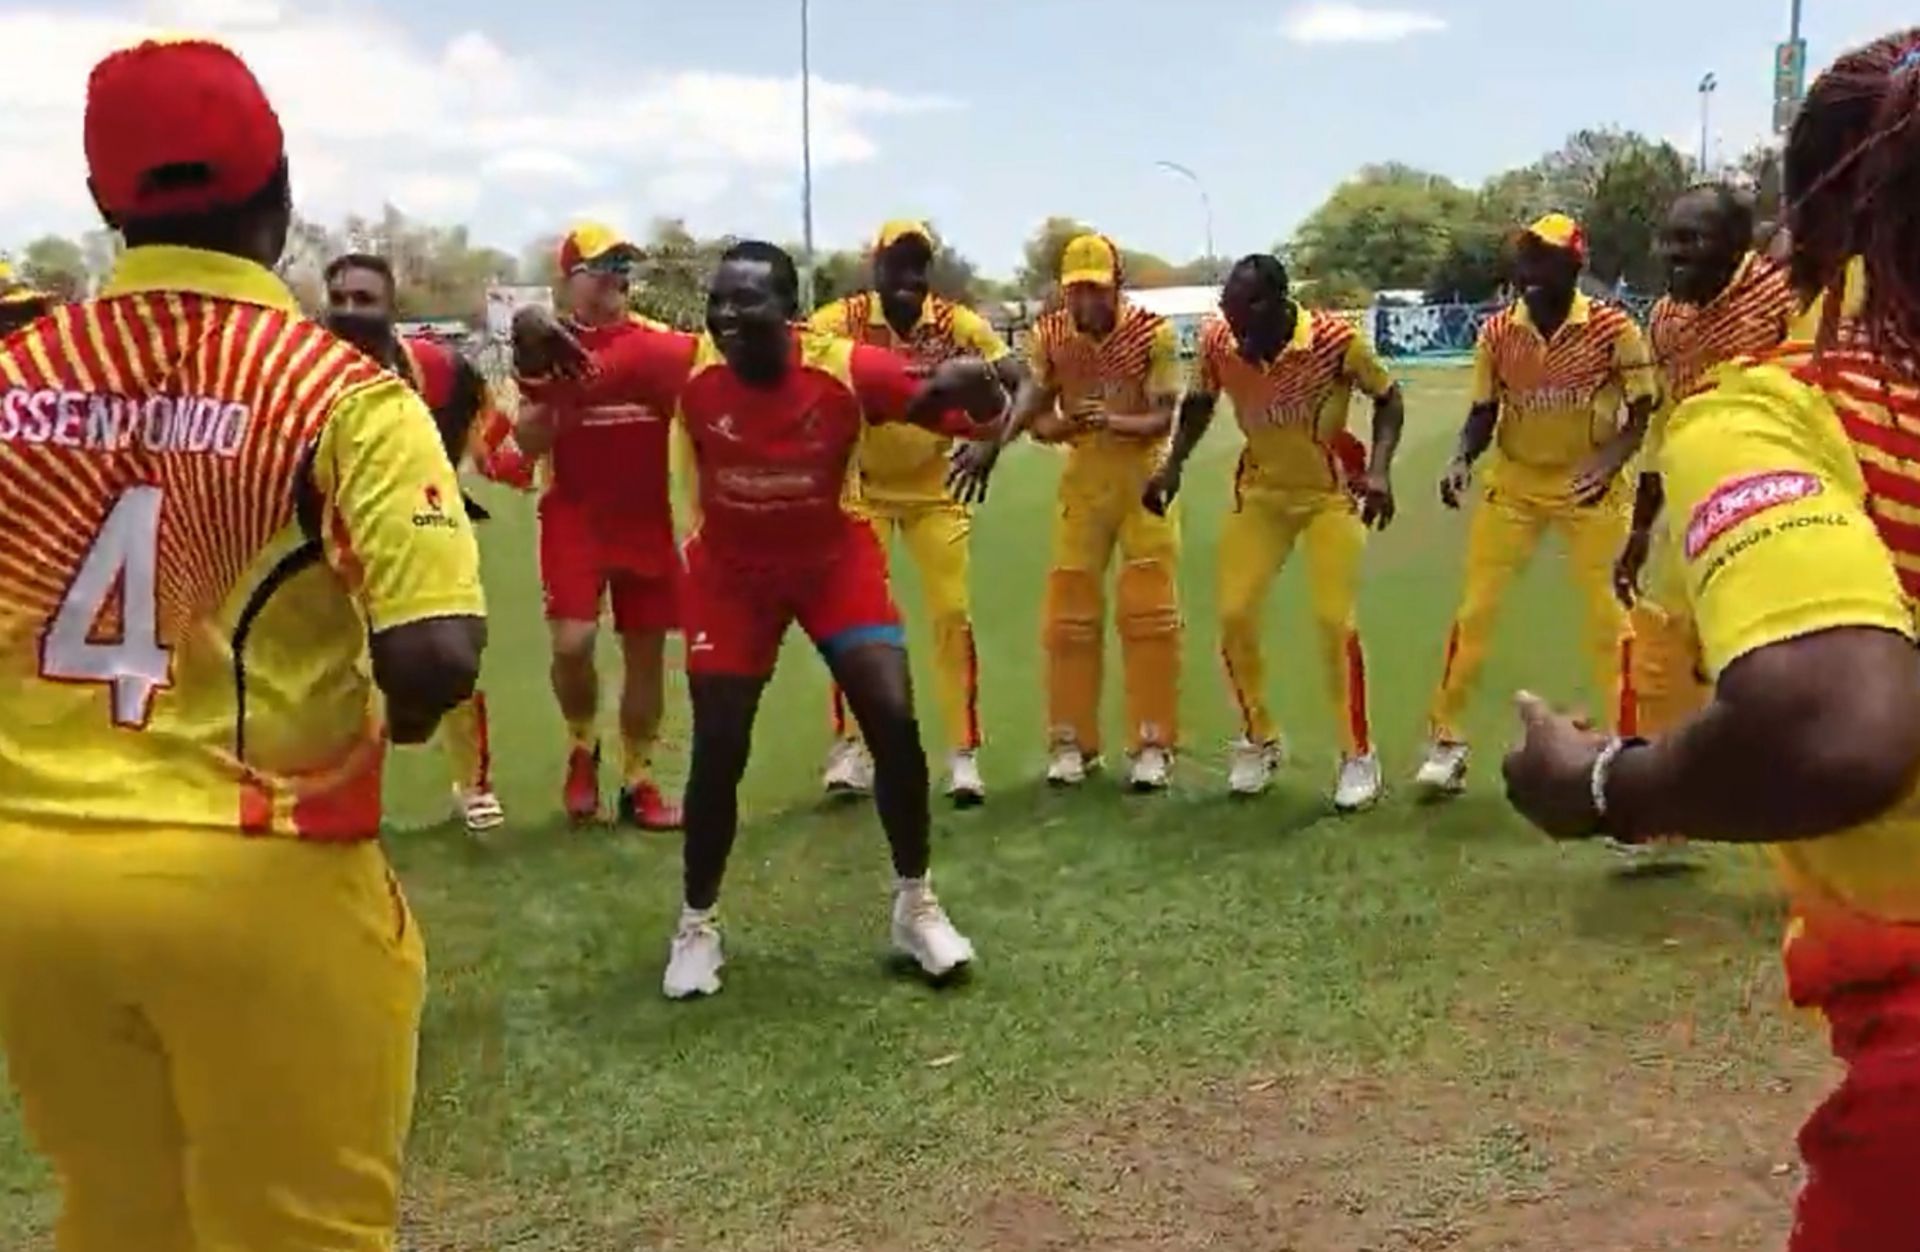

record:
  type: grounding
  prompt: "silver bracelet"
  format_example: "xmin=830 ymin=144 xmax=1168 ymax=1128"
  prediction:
xmin=1588 ymin=736 xmax=1645 ymax=826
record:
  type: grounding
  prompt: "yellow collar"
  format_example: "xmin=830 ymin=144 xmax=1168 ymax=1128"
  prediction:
xmin=866 ymin=291 xmax=937 ymax=334
xmin=1513 ymin=290 xmax=1592 ymax=333
xmin=1282 ymin=303 xmax=1314 ymax=353
xmin=101 ymin=245 xmax=300 ymax=312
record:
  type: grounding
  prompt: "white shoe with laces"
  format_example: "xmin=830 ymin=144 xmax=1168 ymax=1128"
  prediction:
xmin=1414 ymin=740 xmax=1470 ymax=795
xmin=891 ymin=877 xmax=975 ymax=978
xmin=1128 ymin=745 xmax=1173 ymax=792
xmin=663 ymin=907 xmax=726 ymax=1000
xmin=1046 ymin=736 xmax=1089 ymax=787
xmin=823 ymin=739 xmax=874 ymax=796
xmin=1227 ymin=737 xmax=1283 ymax=796
xmin=1333 ymin=752 xmax=1383 ymax=812
xmin=947 ymin=749 xmax=986 ymax=806
xmin=454 ymin=785 xmax=506 ymax=835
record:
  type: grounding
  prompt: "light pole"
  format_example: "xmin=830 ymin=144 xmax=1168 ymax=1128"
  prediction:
xmin=1698 ymin=72 xmax=1718 ymax=175
xmin=1154 ymin=160 xmax=1215 ymax=281
xmin=799 ymin=0 xmax=817 ymax=312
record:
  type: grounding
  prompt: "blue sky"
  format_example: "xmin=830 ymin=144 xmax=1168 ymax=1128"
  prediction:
xmin=1 ymin=0 xmax=1913 ymax=277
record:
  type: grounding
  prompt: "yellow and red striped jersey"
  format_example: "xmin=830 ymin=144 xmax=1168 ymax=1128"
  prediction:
xmin=1661 ymin=349 xmax=1920 ymax=1006
xmin=1027 ymin=300 xmax=1179 ymax=485
xmin=1471 ymin=293 xmax=1658 ymax=502
xmin=809 ymin=292 xmax=1008 ymax=505
xmin=0 ymin=245 xmax=483 ymax=840
xmin=1646 ymin=253 xmax=1796 ymax=449
xmin=1191 ymin=306 xmax=1392 ymax=497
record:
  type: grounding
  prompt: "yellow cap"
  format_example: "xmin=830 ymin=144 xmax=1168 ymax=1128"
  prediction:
xmin=558 ymin=221 xmax=640 ymax=273
xmin=874 ymin=219 xmax=935 ymax=252
xmin=1059 ymin=233 xmax=1122 ymax=288
xmin=1523 ymin=212 xmax=1587 ymax=263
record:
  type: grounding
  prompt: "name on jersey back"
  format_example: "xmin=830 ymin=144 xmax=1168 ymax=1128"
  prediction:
xmin=0 ymin=387 xmax=251 ymax=456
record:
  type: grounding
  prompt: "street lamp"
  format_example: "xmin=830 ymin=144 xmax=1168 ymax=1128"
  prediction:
xmin=799 ymin=0 xmax=817 ymax=312
xmin=1154 ymin=160 xmax=1216 ymax=281
xmin=1698 ymin=72 xmax=1718 ymax=175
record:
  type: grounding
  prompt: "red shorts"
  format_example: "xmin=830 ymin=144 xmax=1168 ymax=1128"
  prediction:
xmin=683 ymin=521 xmax=902 ymax=678
xmin=1791 ymin=981 xmax=1920 ymax=1252
xmin=539 ymin=497 xmax=680 ymax=634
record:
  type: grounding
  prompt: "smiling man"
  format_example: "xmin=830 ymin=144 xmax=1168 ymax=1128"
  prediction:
xmin=514 ymin=240 xmax=1007 ymax=1000
xmin=1416 ymin=213 xmax=1659 ymax=795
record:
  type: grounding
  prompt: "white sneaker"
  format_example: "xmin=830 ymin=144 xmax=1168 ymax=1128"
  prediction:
xmin=823 ymin=739 xmax=874 ymax=796
xmin=1227 ymin=737 xmax=1283 ymax=796
xmin=1414 ymin=741 xmax=1470 ymax=795
xmin=453 ymin=785 xmax=506 ymax=835
xmin=663 ymin=907 xmax=725 ymax=1000
xmin=947 ymin=749 xmax=986 ymax=807
xmin=1333 ymin=752 xmax=1383 ymax=812
xmin=1128 ymin=745 xmax=1173 ymax=792
xmin=1046 ymin=736 xmax=1089 ymax=787
xmin=1604 ymin=836 xmax=1694 ymax=867
xmin=891 ymin=877 xmax=975 ymax=978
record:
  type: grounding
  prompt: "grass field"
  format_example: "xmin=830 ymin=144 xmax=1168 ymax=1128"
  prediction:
xmin=1 ymin=368 xmax=1826 ymax=1250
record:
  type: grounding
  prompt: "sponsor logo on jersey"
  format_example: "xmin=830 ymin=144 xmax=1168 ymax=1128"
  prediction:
xmin=413 ymin=482 xmax=461 ymax=530
xmin=1685 ymin=470 xmax=1822 ymax=559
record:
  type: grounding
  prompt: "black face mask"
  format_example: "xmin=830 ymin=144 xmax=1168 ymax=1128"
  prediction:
xmin=327 ymin=311 xmax=395 ymax=360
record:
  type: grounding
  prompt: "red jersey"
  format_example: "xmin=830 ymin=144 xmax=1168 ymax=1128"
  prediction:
xmin=542 ymin=315 xmax=676 ymax=564
xmin=554 ymin=327 xmax=970 ymax=567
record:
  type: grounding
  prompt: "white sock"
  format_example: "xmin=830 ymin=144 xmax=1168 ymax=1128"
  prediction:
xmin=680 ymin=904 xmax=715 ymax=926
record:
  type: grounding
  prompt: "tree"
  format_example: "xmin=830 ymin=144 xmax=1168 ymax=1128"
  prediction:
xmin=1017 ymin=217 xmax=1095 ymax=297
xmin=520 ymin=235 xmax=563 ymax=292
xmin=1287 ymin=165 xmax=1476 ymax=295
xmin=1298 ymin=272 xmax=1374 ymax=310
xmin=630 ymin=218 xmax=727 ymax=328
xmin=1584 ymin=137 xmax=1692 ymax=291
xmin=19 ymin=235 xmax=87 ymax=299
xmin=1732 ymin=144 xmax=1784 ymax=229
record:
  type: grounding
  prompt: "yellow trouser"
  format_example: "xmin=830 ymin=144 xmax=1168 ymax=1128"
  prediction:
xmin=1628 ymin=599 xmax=1709 ymax=736
xmin=1047 ymin=469 xmax=1182 ymax=755
xmin=1218 ymin=492 xmax=1372 ymax=757
xmin=1428 ymin=484 xmax=1633 ymax=742
xmin=0 ymin=825 xmax=425 ymax=1252
xmin=436 ymin=692 xmax=493 ymax=792
xmin=831 ymin=502 xmax=981 ymax=752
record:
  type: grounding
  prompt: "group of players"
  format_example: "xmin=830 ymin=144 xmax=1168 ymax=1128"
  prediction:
xmin=3 ymin=24 xmax=1920 ymax=1252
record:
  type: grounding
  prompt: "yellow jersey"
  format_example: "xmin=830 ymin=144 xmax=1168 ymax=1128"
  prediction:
xmin=1662 ymin=346 xmax=1920 ymax=1004
xmin=809 ymin=292 xmax=1009 ymax=506
xmin=0 ymin=246 xmax=484 ymax=840
xmin=1026 ymin=299 xmax=1181 ymax=488
xmin=1191 ymin=305 xmax=1392 ymax=501
xmin=1472 ymin=293 xmax=1658 ymax=505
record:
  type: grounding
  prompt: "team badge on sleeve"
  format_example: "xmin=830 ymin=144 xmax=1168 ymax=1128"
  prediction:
xmin=1684 ymin=470 xmax=1823 ymax=559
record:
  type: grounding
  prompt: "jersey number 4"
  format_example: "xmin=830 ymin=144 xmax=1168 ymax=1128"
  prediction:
xmin=41 ymin=485 xmax=173 ymax=727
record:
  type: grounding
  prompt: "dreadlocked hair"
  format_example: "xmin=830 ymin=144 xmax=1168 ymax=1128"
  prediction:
xmin=1785 ymin=28 xmax=1920 ymax=363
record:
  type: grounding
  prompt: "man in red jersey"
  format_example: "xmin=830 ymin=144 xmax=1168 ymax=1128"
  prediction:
xmin=325 ymin=252 xmax=510 ymax=836
xmin=515 ymin=240 xmax=1005 ymax=999
xmin=512 ymin=224 xmax=681 ymax=830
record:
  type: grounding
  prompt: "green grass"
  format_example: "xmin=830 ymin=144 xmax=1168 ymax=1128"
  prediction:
xmin=0 ymin=368 xmax=1807 ymax=1250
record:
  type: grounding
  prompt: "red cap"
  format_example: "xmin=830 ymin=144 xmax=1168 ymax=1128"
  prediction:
xmin=85 ymin=37 xmax=285 ymax=220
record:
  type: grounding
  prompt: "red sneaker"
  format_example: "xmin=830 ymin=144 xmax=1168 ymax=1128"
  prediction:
xmin=564 ymin=745 xmax=601 ymax=824
xmin=618 ymin=781 xmax=683 ymax=832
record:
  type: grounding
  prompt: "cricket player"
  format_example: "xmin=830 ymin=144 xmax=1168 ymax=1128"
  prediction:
xmin=0 ymin=37 xmax=484 ymax=1251
xmin=514 ymin=241 xmax=1005 ymax=999
xmin=1417 ymin=214 xmax=1659 ymax=794
xmin=511 ymin=224 xmax=681 ymax=831
xmin=1144 ymin=253 xmax=1403 ymax=808
xmin=1506 ymin=34 xmax=1920 ymax=1250
xmin=1614 ymin=188 xmax=1795 ymax=738
xmin=325 ymin=251 xmax=509 ymax=834
xmin=962 ymin=233 xmax=1182 ymax=790
xmin=809 ymin=220 xmax=1022 ymax=806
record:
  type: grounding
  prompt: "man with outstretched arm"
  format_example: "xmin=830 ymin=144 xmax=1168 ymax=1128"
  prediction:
xmin=515 ymin=241 xmax=1006 ymax=1000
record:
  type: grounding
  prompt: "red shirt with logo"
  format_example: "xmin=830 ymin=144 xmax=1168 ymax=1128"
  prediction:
xmin=541 ymin=327 xmax=969 ymax=570
xmin=541 ymin=315 xmax=676 ymax=573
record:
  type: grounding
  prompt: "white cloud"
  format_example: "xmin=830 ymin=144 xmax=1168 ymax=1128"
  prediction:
xmin=1279 ymin=3 xmax=1446 ymax=44
xmin=0 ymin=4 xmax=956 ymax=251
